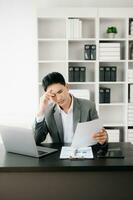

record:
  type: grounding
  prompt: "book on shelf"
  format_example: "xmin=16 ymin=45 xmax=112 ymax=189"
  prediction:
xmin=128 ymin=69 xmax=133 ymax=82
xmin=129 ymin=42 xmax=133 ymax=60
xmin=99 ymin=42 xmax=120 ymax=60
xmin=99 ymin=47 xmax=120 ymax=52
xmin=99 ymin=51 xmax=120 ymax=57
xmin=67 ymin=18 xmax=74 ymax=39
xmin=67 ymin=18 xmax=82 ymax=39
xmin=99 ymin=56 xmax=120 ymax=60
xmin=73 ymin=18 xmax=79 ymax=39
xmin=99 ymin=87 xmax=111 ymax=103
xmin=99 ymin=42 xmax=120 ymax=48
xmin=129 ymin=20 xmax=133 ymax=36
xmin=128 ymin=129 xmax=133 ymax=143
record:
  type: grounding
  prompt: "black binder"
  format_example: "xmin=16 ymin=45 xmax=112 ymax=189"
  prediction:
xmin=104 ymin=67 xmax=111 ymax=81
xmin=99 ymin=66 xmax=105 ymax=81
xmin=74 ymin=67 xmax=80 ymax=82
xmin=90 ymin=44 xmax=96 ymax=60
xmin=84 ymin=44 xmax=91 ymax=60
xmin=104 ymin=88 xmax=111 ymax=103
xmin=99 ymin=88 xmax=105 ymax=103
xmin=80 ymin=67 xmax=86 ymax=82
xmin=69 ymin=66 xmax=74 ymax=82
xmin=110 ymin=66 xmax=117 ymax=81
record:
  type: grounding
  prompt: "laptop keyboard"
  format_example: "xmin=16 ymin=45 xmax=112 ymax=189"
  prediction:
xmin=38 ymin=150 xmax=47 ymax=156
xmin=37 ymin=146 xmax=48 ymax=156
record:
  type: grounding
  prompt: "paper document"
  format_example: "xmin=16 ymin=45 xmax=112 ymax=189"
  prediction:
xmin=60 ymin=146 xmax=93 ymax=159
xmin=71 ymin=118 xmax=103 ymax=148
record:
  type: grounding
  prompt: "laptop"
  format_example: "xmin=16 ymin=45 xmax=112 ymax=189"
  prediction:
xmin=0 ymin=126 xmax=58 ymax=158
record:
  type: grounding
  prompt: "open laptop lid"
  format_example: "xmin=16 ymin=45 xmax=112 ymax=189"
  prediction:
xmin=0 ymin=126 xmax=57 ymax=158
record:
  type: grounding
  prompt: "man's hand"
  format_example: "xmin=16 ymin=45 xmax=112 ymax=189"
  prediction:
xmin=37 ymin=91 xmax=54 ymax=117
xmin=93 ymin=128 xmax=108 ymax=145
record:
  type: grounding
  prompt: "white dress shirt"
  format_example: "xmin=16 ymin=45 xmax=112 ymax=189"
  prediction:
xmin=58 ymin=97 xmax=74 ymax=143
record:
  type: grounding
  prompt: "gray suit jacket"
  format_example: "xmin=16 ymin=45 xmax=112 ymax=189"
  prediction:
xmin=34 ymin=96 xmax=98 ymax=145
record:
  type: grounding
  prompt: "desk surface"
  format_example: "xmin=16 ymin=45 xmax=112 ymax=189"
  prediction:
xmin=0 ymin=142 xmax=133 ymax=172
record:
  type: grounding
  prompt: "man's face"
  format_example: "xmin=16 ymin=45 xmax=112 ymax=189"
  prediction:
xmin=46 ymin=83 xmax=70 ymax=107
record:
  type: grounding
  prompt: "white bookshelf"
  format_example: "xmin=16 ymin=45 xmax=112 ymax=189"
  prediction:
xmin=37 ymin=8 xmax=133 ymax=143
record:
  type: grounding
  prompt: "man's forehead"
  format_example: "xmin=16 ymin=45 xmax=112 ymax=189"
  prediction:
xmin=47 ymin=83 xmax=65 ymax=93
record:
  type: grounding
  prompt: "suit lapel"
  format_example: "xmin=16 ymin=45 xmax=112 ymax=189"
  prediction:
xmin=53 ymin=96 xmax=80 ymax=142
xmin=73 ymin=97 xmax=80 ymax=133
xmin=54 ymin=106 xmax=64 ymax=143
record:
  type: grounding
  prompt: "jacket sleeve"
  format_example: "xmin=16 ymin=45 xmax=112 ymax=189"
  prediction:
xmin=89 ymin=101 xmax=99 ymax=120
xmin=33 ymin=119 xmax=49 ymax=145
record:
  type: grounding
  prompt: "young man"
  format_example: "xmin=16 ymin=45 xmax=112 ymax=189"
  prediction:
xmin=34 ymin=72 xmax=107 ymax=145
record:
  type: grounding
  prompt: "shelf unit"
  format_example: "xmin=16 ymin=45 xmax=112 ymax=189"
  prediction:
xmin=37 ymin=8 xmax=133 ymax=143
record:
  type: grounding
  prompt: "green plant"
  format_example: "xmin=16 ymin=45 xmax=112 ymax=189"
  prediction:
xmin=106 ymin=26 xmax=117 ymax=34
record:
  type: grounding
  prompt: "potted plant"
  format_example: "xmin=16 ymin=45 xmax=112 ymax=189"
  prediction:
xmin=106 ymin=26 xmax=118 ymax=38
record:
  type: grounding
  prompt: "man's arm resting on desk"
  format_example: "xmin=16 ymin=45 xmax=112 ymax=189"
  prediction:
xmin=34 ymin=117 xmax=49 ymax=145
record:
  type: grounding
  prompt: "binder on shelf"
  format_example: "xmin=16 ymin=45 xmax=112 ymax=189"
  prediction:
xmin=74 ymin=67 xmax=80 ymax=82
xmin=99 ymin=66 xmax=105 ymax=81
xmin=99 ymin=87 xmax=111 ymax=103
xmin=68 ymin=66 xmax=86 ymax=82
xmin=99 ymin=88 xmax=105 ymax=103
xmin=104 ymin=67 xmax=111 ymax=81
xmin=84 ymin=44 xmax=96 ymax=60
xmin=104 ymin=88 xmax=111 ymax=103
xmin=84 ymin=44 xmax=91 ymax=60
xmin=90 ymin=45 xmax=96 ymax=60
xmin=80 ymin=67 xmax=86 ymax=82
xmin=110 ymin=66 xmax=117 ymax=81
xmin=69 ymin=66 xmax=74 ymax=82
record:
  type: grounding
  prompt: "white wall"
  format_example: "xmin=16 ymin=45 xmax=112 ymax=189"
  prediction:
xmin=0 ymin=0 xmax=38 ymax=128
xmin=37 ymin=0 xmax=133 ymax=8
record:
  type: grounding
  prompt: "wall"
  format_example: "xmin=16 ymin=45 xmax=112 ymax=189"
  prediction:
xmin=0 ymin=0 xmax=38 ymax=128
xmin=37 ymin=0 xmax=133 ymax=8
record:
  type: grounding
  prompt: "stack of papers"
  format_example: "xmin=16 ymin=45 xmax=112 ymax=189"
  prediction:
xmin=71 ymin=118 xmax=103 ymax=148
xmin=60 ymin=146 xmax=93 ymax=159
xmin=60 ymin=119 xmax=103 ymax=159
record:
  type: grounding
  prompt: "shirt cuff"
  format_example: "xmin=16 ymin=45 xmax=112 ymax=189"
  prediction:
xmin=36 ymin=115 xmax=45 ymax=123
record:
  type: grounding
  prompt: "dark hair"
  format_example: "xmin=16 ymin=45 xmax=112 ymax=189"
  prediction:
xmin=42 ymin=72 xmax=66 ymax=91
